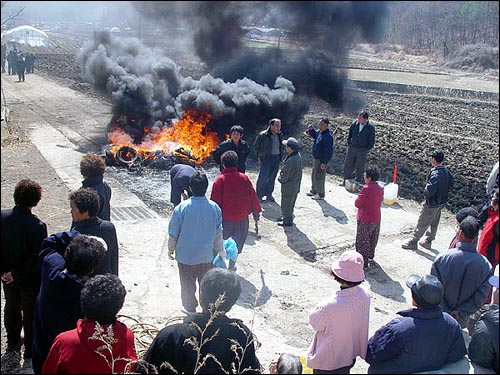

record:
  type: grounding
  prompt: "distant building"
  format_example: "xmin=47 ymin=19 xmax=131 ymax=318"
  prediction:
xmin=2 ymin=25 xmax=49 ymax=47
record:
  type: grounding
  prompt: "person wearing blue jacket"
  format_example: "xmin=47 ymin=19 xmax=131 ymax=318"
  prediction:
xmin=305 ymin=118 xmax=334 ymax=200
xmin=365 ymin=274 xmax=466 ymax=374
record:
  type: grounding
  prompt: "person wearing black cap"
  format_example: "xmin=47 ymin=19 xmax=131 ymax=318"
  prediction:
xmin=341 ymin=110 xmax=375 ymax=186
xmin=365 ymin=274 xmax=466 ymax=374
xmin=448 ymin=206 xmax=479 ymax=249
xmin=277 ymin=137 xmax=302 ymax=227
xmin=402 ymin=149 xmax=454 ymax=250
xmin=305 ymin=118 xmax=334 ymax=200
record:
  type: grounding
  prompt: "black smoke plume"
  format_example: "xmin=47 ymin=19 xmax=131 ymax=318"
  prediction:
xmin=77 ymin=32 xmax=308 ymax=141
xmin=134 ymin=1 xmax=388 ymax=110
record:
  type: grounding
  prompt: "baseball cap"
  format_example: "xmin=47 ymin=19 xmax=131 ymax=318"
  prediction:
xmin=406 ymin=274 xmax=443 ymax=307
xmin=282 ymin=137 xmax=299 ymax=150
xmin=489 ymin=275 xmax=499 ymax=288
xmin=330 ymin=250 xmax=365 ymax=283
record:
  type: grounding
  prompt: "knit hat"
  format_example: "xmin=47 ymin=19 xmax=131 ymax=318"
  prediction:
xmin=330 ymin=251 xmax=365 ymax=283
xmin=282 ymin=137 xmax=299 ymax=151
xmin=406 ymin=274 xmax=443 ymax=307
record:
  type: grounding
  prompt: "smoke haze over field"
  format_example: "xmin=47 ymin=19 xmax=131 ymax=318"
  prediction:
xmin=74 ymin=1 xmax=388 ymax=142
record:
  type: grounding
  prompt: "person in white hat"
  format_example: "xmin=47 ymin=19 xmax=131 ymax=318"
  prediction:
xmin=306 ymin=250 xmax=370 ymax=373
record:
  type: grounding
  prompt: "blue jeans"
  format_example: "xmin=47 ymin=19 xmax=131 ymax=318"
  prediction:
xmin=256 ymin=154 xmax=281 ymax=199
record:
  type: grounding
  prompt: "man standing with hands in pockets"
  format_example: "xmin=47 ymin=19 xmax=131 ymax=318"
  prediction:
xmin=306 ymin=118 xmax=334 ymax=200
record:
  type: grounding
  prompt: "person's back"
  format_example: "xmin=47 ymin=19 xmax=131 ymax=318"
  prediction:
xmin=431 ymin=217 xmax=492 ymax=326
xmin=80 ymin=153 xmax=112 ymax=221
xmin=69 ymin=188 xmax=119 ymax=276
xmin=32 ymin=233 xmax=105 ymax=374
xmin=169 ymin=164 xmax=196 ymax=207
xmin=140 ymin=268 xmax=261 ymax=374
xmin=366 ymin=274 xmax=466 ymax=374
xmin=42 ymin=274 xmax=137 ymax=374
xmin=468 ymin=275 xmax=499 ymax=373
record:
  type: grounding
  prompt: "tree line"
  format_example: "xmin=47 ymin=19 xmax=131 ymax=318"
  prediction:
xmin=384 ymin=1 xmax=499 ymax=56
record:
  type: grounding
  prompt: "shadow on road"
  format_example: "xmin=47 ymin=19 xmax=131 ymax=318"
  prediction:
xmin=365 ymin=261 xmax=406 ymax=302
xmin=313 ymin=199 xmax=349 ymax=224
xmin=283 ymin=226 xmax=317 ymax=262
xmin=236 ymin=270 xmax=272 ymax=308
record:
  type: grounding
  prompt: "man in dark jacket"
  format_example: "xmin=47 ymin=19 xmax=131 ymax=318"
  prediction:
xmin=365 ymin=274 xmax=466 ymax=374
xmin=69 ymin=188 xmax=119 ymax=276
xmin=278 ymin=137 xmax=302 ymax=227
xmin=402 ymin=149 xmax=454 ymax=250
xmin=140 ymin=268 xmax=261 ymax=374
xmin=80 ymin=153 xmax=112 ymax=221
xmin=468 ymin=275 xmax=499 ymax=373
xmin=306 ymin=118 xmax=334 ymax=200
xmin=31 ymin=232 xmax=105 ymax=374
xmin=1 ymin=180 xmax=47 ymax=366
xmin=170 ymin=163 xmax=196 ymax=207
xmin=212 ymin=125 xmax=251 ymax=173
xmin=253 ymin=118 xmax=283 ymax=202
xmin=341 ymin=110 xmax=375 ymax=185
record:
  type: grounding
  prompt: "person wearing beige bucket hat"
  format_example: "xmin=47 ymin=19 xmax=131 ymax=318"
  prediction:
xmin=365 ymin=274 xmax=466 ymax=374
xmin=306 ymin=251 xmax=370 ymax=373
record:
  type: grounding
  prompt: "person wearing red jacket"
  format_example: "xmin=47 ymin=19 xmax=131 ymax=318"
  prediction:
xmin=355 ymin=166 xmax=384 ymax=268
xmin=42 ymin=274 xmax=137 ymax=374
xmin=478 ymin=188 xmax=499 ymax=304
xmin=210 ymin=151 xmax=261 ymax=271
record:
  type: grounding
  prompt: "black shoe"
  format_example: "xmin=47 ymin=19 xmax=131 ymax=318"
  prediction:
xmin=267 ymin=196 xmax=276 ymax=202
xmin=339 ymin=180 xmax=345 ymax=186
xmin=276 ymin=216 xmax=283 ymax=222
xmin=278 ymin=222 xmax=293 ymax=227
xmin=306 ymin=191 xmax=316 ymax=196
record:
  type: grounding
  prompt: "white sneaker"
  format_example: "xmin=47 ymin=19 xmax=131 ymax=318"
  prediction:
xmin=311 ymin=194 xmax=324 ymax=200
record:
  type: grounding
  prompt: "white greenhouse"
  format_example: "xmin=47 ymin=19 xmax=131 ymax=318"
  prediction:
xmin=2 ymin=25 xmax=49 ymax=47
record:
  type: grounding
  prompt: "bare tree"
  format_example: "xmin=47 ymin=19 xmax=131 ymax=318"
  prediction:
xmin=1 ymin=1 xmax=25 ymax=27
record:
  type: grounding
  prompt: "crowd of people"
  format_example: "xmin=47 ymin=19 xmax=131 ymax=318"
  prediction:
xmin=1 ymin=44 xmax=36 ymax=82
xmin=1 ymin=112 xmax=498 ymax=374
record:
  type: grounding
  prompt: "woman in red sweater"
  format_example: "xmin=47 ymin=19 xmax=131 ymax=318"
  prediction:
xmin=355 ymin=166 xmax=384 ymax=268
xmin=42 ymin=274 xmax=137 ymax=374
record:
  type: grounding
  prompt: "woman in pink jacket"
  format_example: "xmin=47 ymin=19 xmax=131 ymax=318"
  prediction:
xmin=306 ymin=250 xmax=371 ymax=374
xmin=355 ymin=166 xmax=383 ymax=268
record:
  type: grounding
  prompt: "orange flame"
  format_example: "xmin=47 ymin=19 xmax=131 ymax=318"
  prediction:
xmin=108 ymin=109 xmax=220 ymax=164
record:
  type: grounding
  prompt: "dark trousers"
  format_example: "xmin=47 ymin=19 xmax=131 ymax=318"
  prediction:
xmin=18 ymin=68 xmax=25 ymax=82
xmin=281 ymin=193 xmax=298 ymax=224
xmin=311 ymin=158 xmax=327 ymax=197
xmin=313 ymin=359 xmax=356 ymax=374
xmin=343 ymin=146 xmax=368 ymax=183
xmin=2 ymin=281 xmax=39 ymax=357
xmin=256 ymin=154 xmax=281 ymax=199
xmin=355 ymin=221 xmax=380 ymax=264
xmin=411 ymin=202 xmax=444 ymax=242
xmin=223 ymin=218 xmax=250 ymax=270
xmin=177 ymin=262 xmax=213 ymax=311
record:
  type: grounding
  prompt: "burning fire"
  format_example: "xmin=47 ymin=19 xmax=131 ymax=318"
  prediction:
xmin=107 ymin=109 xmax=220 ymax=164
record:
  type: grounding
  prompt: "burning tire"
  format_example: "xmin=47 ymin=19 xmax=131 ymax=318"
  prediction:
xmin=115 ymin=146 xmax=139 ymax=166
